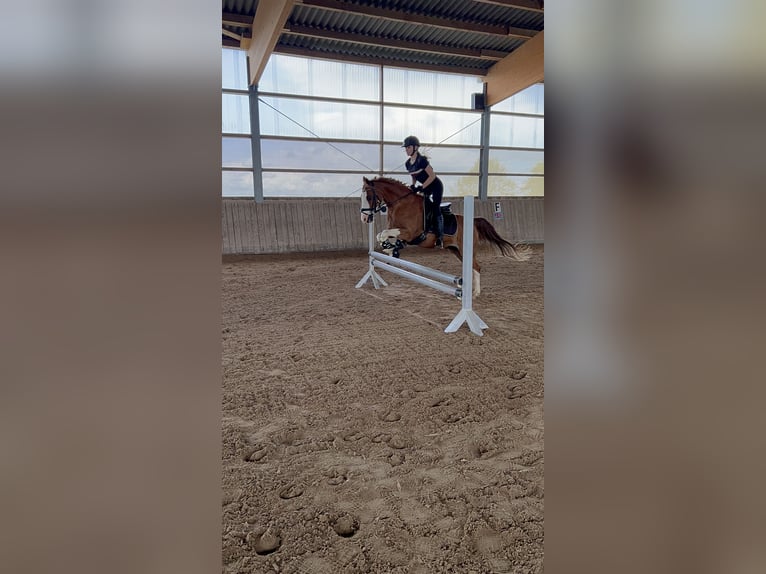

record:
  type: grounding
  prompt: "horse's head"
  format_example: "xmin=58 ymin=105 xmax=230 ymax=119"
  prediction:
xmin=360 ymin=177 xmax=384 ymax=223
xmin=362 ymin=177 xmax=379 ymax=210
xmin=360 ymin=177 xmax=417 ymax=222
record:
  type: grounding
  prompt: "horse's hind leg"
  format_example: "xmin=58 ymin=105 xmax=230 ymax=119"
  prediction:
xmin=446 ymin=245 xmax=481 ymax=296
xmin=472 ymin=257 xmax=481 ymax=296
xmin=469 ymin=231 xmax=482 ymax=296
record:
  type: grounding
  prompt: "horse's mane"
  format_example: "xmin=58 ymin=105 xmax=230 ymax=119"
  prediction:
xmin=372 ymin=176 xmax=409 ymax=189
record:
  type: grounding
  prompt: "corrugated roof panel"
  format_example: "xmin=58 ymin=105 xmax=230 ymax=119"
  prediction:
xmin=223 ymin=0 xmax=543 ymax=29
xmin=324 ymin=0 xmax=545 ymax=29
xmin=290 ymin=4 xmax=542 ymax=34
xmin=223 ymin=0 xmax=543 ymax=75
xmin=222 ymin=0 xmax=257 ymax=38
xmin=290 ymin=6 xmax=530 ymax=52
xmin=277 ymin=34 xmax=492 ymax=74
xmin=222 ymin=0 xmax=257 ymax=15
xmin=435 ymin=0 xmax=544 ymax=29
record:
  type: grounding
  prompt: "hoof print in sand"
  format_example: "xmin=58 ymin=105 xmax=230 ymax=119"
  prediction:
xmin=249 ymin=529 xmax=281 ymax=555
xmin=278 ymin=483 xmax=304 ymax=500
xmin=470 ymin=442 xmax=495 ymax=459
xmin=243 ymin=447 xmax=269 ymax=463
xmin=510 ymin=370 xmax=527 ymax=380
xmin=371 ymin=432 xmax=392 ymax=444
xmin=443 ymin=412 xmax=464 ymax=424
xmin=428 ymin=396 xmax=450 ymax=408
xmin=387 ymin=451 xmax=405 ymax=466
xmin=342 ymin=430 xmax=365 ymax=442
xmin=324 ymin=468 xmax=348 ymax=486
xmin=332 ymin=514 xmax=359 ymax=538
xmin=388 ymin=436 xmax=409 ymax=449
xmin=378 ymin=410 xmax=402 ymax=422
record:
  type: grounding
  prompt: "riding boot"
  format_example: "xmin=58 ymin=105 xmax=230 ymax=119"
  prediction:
xmin=435 ymin=211 xmax=444 ymax=248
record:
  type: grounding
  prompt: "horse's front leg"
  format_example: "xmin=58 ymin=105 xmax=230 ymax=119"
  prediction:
xmin=376 ymin=228 xmax=400 ymax=243
xmin=377 ymin=228 xmax=401 ymax=255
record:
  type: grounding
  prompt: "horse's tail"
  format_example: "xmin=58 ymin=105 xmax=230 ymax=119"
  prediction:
xmin=474 ymin=217 xmax=532 ymax=261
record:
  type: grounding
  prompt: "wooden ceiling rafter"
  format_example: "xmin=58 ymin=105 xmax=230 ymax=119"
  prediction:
xmin=222 ymin=28 xmax=242 ymax=41
xmin=485 ymin=29 xmax=543 ymax=105
xmin=247 ymin=0 xmax=296 ymax=85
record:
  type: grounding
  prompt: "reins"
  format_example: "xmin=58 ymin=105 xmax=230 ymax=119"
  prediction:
xmin=384 ymin=188 xmax=418 ymax=208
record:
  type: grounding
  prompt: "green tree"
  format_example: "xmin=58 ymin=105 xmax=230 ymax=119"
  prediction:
xmin=456 ymin=157 xmax=520 ymax=197
xmin=516 ymin=160 xmax=544 ymax=196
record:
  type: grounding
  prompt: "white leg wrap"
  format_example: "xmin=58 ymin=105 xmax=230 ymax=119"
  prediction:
xmin=376 ymin=228 xmax=401 ymax=243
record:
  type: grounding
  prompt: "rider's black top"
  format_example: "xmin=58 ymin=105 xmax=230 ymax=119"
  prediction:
xmin=406 ymin=154 xmax=431 ymax=185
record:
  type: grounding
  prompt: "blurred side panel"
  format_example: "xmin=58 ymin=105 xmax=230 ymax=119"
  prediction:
xmin=0 ymin=2 xmax=222 ymax=574
xmin=545 ymin=1 xmax=766 ymax=573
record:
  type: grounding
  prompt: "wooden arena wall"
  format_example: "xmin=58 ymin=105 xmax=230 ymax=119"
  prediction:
xmin=222 ymin=197 xmax=543 ymax=254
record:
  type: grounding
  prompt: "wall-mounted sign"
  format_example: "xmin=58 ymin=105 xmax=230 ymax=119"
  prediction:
xmin=493 ymin=201 xmax=503 ymax=220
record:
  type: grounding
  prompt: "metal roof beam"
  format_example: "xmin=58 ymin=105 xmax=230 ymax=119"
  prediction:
xmin=296 ymin=0 xmax=536 ymax=39
xmin=282 ymin=24 xmax=507 ymax=60
xmin=274 ymin=45 xmax=487 ymax=77
xmin=247 ymin=0 xmax=296 ymax=85
xmin=485 ymin=29 xmax=543 ymax=106
xmin=470 ymin=0 xmax=544 ymax=14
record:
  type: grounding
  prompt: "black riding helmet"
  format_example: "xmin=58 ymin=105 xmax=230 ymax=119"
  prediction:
xmin=401 ymin=135 xmax=420 ymax=148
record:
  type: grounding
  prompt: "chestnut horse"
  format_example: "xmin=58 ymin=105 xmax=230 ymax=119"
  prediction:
xmin=361 ymin=176 xmax=529 ymax=295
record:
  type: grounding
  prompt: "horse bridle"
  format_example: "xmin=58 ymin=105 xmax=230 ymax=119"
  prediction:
xmin=360 ymin=186 xmax=386 ymax=218
xmin=360 ymin=183 xmax=417 ymax=218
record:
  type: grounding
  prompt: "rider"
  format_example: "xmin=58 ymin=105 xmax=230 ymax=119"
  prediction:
xmin=403 ymin=135 xmax=444 ymax=247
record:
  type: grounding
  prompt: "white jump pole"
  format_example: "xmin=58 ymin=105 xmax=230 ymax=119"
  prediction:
xmin=356 ymin=218 xmax=460 ymax=297
xmin=445 ymin=196 xmax=488 ymax=336
xmin=369 ymin=252 xmax=461 ymax=287
xmin=371 ymin=259 xmax=461 ymax=298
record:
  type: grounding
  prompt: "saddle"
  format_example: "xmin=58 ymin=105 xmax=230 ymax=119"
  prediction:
xmin=408 ymin=200 xmax=456 ymax=245
xmin=426 ymin=202 xmax=457 ymax=235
